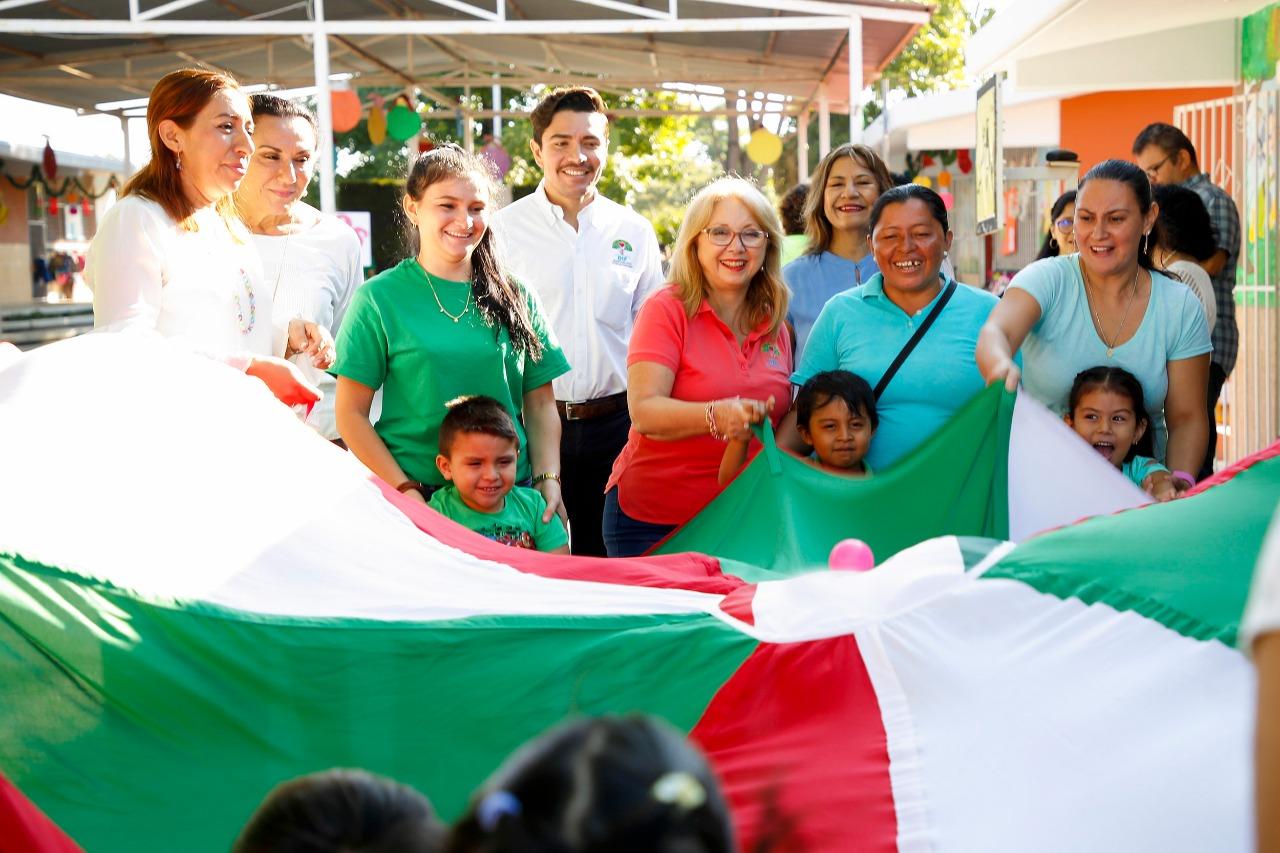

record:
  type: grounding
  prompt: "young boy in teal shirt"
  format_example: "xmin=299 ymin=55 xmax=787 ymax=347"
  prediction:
xmin=429 ymin=396 xmax=569 ymax=553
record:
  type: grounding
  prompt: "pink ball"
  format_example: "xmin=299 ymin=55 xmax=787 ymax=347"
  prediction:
xmin=829 ymin=538 xmax=875 ymax=572
xmin=939 ymin=190 xmax=955 ymax=211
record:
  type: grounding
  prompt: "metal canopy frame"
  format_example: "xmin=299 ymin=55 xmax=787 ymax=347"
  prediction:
xmin=0 ymin=0 xmax=932 ymax=210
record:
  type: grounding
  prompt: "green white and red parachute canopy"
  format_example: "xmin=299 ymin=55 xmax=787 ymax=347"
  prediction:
xmin=0 ymin=334 xmax=1265 ymax=852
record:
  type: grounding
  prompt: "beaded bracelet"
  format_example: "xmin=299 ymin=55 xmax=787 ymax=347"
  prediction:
xmin=706 ymin=400 xmax=727 ymax=441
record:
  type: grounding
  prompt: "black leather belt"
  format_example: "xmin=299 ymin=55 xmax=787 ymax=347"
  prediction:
xmin=556 ymin=391 xmax=628 ymax=421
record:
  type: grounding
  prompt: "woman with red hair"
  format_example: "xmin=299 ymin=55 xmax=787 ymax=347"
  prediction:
xmin=87 ymin=68 xmax=327 ymax=405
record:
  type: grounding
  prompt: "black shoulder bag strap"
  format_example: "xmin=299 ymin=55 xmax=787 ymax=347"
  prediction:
xmin=873 ymin=280 xmax=957 ymax=401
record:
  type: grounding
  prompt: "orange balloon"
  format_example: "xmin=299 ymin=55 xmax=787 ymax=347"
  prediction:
xmin=331 ymin=89 xmax=361 ymax=133
xmin=937 ymin=170 xmax=952 ymax=188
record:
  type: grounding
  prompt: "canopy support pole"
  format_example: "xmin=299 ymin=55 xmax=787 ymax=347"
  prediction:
xmin=312 ymin=0 xmax=336 ymax=213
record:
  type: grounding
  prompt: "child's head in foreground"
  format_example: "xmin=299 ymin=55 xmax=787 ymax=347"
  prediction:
xmin=1063 ymin=366 xmax=1154 ymax=467
xmin=445 ymin=714 xmax=734 ymax=853
xmin=795 ymin=370 xmax=877 ymax=473
xmin=436 ymin=395 xmax=520 ymax=513
xmin=233 ymin=767 xmax=445 ymax=853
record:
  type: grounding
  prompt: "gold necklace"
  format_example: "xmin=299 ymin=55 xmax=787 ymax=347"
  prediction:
xmin=1080 ymin=259 xmax=1140 ymax=358
xmin=421 ymin=264 xmax=471 ymax=323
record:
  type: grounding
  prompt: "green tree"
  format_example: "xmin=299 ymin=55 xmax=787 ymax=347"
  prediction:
xmin=863 ymin=0 xmax=997 ymax=125
xmin=321 ymin=86 xmax=724 ymax=250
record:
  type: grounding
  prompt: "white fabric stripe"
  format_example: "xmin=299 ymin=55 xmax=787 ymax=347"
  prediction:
xmin=739 ymin=537 xmax=968 ymax=644
xmin=1007 ymin=391 xmax=1150 ymax=542
xmin=0 ymin=335 xmax=721 ymax=622
xmin=875 ymin=577 xmax=1253 ymax=852
xmin=854 ymin=623 xmax=933 ymax=853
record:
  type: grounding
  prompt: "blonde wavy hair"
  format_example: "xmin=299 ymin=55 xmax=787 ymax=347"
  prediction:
xmin=669 ymin=177 xmax=789 ymax=338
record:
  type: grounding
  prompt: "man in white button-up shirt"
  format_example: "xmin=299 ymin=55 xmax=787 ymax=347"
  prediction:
xmin=491 ymin=87 xmax=664 ymax=556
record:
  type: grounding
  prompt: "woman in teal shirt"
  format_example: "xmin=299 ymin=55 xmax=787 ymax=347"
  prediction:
xmin=333 ymin=146 xmax=570 ymax=516
xmin=783 ymin=184 xmax=1000 ymax=471
xmin=977 ymin=159 xmax=1210 ymax=490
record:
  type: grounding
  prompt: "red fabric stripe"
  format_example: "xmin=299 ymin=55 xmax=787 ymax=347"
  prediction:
xmin=719 ymin=584 xmax=757 ymax=625
xmin=0 ymin=774 xmax=84 ymax=853
xmin=691 ymin=638 xmax=897 ymax=852
xmin=1186 ymin=439 xmax=1280 ymax=497
xmin=372 ymin=478 xmax=746 ymax=596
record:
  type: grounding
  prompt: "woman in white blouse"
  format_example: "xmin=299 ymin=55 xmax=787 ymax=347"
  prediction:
xmin=234 ymin=94 xmax=366 ymax=440
xmin=87 ymin=68 xmax=329 ymax=406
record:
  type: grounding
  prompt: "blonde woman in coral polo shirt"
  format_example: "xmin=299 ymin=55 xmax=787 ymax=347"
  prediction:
xmin=604 ymin=178 xmax=793 ymax=556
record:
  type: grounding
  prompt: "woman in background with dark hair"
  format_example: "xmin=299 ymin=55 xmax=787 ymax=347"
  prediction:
xmin=782 ymin=184 xmax=1000 ymax=471
xmin=87 ymin=68 xmax=323 ymax=406
xmin=978 ymin=159 xmax=1211 ymax=489
xmin=1152 ymin=183 xmax=1218 ymax=331
xmin=333 ymin=146 xmax=569 ymax=512
xmin=777 ymin=182 xmax=808 ymax=267
xmin=234 ymin=768 xmax=444 ymax=853
xmin=446 ymin=715 xmax=734 ymax=853
xmin=1036 ymin=190 xmax=1077 ymax=260
xmin=236 ymin=94 xmax=361 ymax=440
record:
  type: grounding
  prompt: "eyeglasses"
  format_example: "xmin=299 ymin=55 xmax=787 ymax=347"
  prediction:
xmin=701 ymin=226 xmax=768 ymax=248
xmin=1143 ymin=154 xmax=1171 ymax=179
xmin=1054 ymin=218 xmax=1074 ymax=232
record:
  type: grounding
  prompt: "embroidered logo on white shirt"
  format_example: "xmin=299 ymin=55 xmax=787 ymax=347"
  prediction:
xmin=610 ymin=239 xmax=636 ymax=269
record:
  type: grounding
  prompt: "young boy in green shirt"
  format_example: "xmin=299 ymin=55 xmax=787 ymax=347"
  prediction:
xmin=429 ymin=396 xmax=569 ymax=553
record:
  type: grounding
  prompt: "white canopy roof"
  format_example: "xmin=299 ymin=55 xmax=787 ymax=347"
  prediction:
xmin=966 ymin=0 xmax=1264 ymax=92
xmin=863 ymin=82 xmax=1064 ymax=156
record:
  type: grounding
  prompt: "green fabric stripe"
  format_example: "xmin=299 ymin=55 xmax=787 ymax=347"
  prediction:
xmin=656 ymin=384 xmax=1015 ymax=576
xmin=0 ymin=553 xmax=756 ymax=853
xmin=985 ymin=451 xmax=1280 ymax=645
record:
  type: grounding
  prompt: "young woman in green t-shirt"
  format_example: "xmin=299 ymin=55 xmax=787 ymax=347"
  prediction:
xmin=333 ymin=146 xmax=571 ymax=524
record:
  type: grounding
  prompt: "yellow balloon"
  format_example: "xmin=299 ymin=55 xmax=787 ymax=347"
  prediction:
xmin=368 ymin=103 xmax=387 ymax=145
xmin=913 ymin=174 xmax=933 ymax=188
xmin=745 ymin=129 xmax=783 ymax=165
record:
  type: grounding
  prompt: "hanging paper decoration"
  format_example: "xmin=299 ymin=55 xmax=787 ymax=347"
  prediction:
xmin=957 ymin=149 xmax=973 ymax=174
xmin=938 ymin=190 xmax=955 ymax=211
xmin=912 ymin=174 xmax=933 ymax=188
xmin=331 ymin=89 xmax=362 ymax=134
xmin=418 ymin=138 xmax=435 ymax=154
xmin=744 ymin=128 xmax=783 ymax=166
xmin=47 ymin=196 xmax=58 ymax=215
xmin=0 ymin=195 xmax=8 ymax=227
xmin=920 ymin=154 xmax=935 ymax=168
xmin=367 ymin=96 xmax=387 ymax=146
xmin=937 ymin=170 xmax=952 ymax=189
xmin=42 ymin=140 xmax=57 ymax=181
xmin=387 ymin=104 xmax=422 ymax=142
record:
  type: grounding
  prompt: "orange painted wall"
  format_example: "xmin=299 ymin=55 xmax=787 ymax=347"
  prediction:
xmin=1060 ymin=88 xmax=1234 ymax=172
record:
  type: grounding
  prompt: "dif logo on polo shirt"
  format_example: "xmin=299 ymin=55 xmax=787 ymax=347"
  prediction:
xmin=611 ymin=239 xmax=635 ymax=268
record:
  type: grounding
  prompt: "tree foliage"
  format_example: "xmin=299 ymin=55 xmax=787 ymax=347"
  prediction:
xmin=864 ymin=0 xmax=997 ymax=125
xmin=324 ymin=86 xmax=722 ymax=247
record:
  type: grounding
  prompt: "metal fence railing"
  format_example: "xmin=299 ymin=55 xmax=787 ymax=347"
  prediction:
xmin=1175 ymin=88 xmax=1279 ymax=467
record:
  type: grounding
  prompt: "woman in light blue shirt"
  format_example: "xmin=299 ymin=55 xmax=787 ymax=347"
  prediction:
xmin=782 ymin=184 xmax=1000 ymax=471
xmin=977 ymin=159 xmax=1210 ymax=490
xmin=783 ymin=144 xmax=894 ymax=358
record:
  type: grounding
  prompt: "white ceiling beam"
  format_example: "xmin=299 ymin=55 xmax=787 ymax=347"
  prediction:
xmin=135 ymin=0 xmax=210 ymax=22
xmin=683 ymin=0 xmax=930 ymax=24
xmin=559 ymin=0 xmax=671 ymax=20
xmin=419 ymin=0 xmax=501 ymax=21
xmin=0 ymin=15 xmax=854 ymax=36
xmin=0 ymin=0 xmax=47 ymax=10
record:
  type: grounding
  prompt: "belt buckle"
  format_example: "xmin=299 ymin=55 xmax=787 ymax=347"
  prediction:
xmin=564 ymin=400 xmax=584 ymax=421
